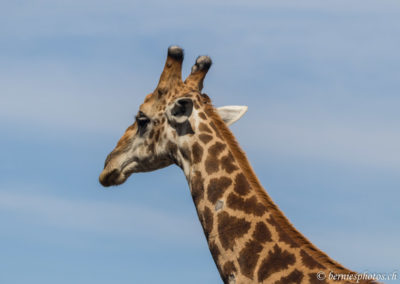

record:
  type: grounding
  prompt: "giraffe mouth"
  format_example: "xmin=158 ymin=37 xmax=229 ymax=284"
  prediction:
xmin=99 ymin=158 xmax=172 ymax=187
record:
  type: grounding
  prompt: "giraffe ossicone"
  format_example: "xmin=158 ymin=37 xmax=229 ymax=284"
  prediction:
xmin=99 ymin=46 xmax=379 ymax=284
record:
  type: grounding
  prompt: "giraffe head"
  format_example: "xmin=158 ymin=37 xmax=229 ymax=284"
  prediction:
xmin=99 ymin=46 xmax=247 ymax=187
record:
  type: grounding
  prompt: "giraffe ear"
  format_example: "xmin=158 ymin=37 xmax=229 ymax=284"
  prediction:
xmin=217 ymin=106 xmax=248 ymax=126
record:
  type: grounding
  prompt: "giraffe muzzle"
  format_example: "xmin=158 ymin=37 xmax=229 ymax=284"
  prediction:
xmin=99 ymin=168 xmax=122 ymax=187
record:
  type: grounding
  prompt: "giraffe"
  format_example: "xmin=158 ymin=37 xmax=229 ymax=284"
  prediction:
xmin=99 ymin=46 xmax=378 ymax=284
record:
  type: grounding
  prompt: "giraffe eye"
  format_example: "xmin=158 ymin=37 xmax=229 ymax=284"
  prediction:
xmin=136 ymin=118 xmax=150 ymax=126
xmin=136 ymin=112 xmax=150 ymax=134
xmin=137 ymin=116 xmax=149 ymax=126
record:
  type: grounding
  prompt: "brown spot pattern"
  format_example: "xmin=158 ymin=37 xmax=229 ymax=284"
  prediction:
xmin=180 ymin=145 xmax=191 ymax=162
xmin=267 ymin=216 xmax=300 ymax=248
xmin=209 ymin=241 xmax=220 ymax=261
xmin=205 ymin=154 xmax=219 ymax=174
xmin=201 ymin=206 xmax=214 ymax=238
xmin=222 ymin=261 xmax=237 ymax=281
xmin=238 ymin=240 xmax=263 ymax=279
xmin=204 ymin=104 xmax=213 ymax=116
xmin=199 ymin=123 xmax=212 ymax=133
xmin=209 ymin=121 xmax=222 ymax=139
xmin=155 ymin=130 xmax=160 ymax=142
xmin=257 ymin=244 xmax=296 ymax=282
xmin=207 ymin=177 xmax=232 ymax=204
xmin=253 ymin=222 xmax=272 ymax=243
xmin=199 ymin=134 xmax=213 ymax=144
xmin=167 ymin=141 xmax=177 ymax=155
xmin=275 ymin=269 xmax=304 ymax=284
xmin=190 ymin=171 xmax=204 ymax=206
xmin=226 ymin=193 xmax=267 ymax=216
xmin=192 ymin=142 xmax=203 ymax=164
xmin=149 ymin=129 xmax=155 ymax=139
xmin=199 ymin=112 xmax=207 ymax=120
xmin=218 ymin=212 xmax=251 ymax=250
xmin=233 ymin=173 xmax=251 ymax=196
xmin=209 ymin=141 xmax=226 ymax=156
xmin=300 ymin=250 xmax=326 ymax=270
xmin=220 ymin=152 xmax=238 ymax=173
xmin=204 ymin=142 xmax=226 ymax=174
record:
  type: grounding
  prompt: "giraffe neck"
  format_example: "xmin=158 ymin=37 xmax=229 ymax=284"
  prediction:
xmin=181 ymin=107 xmax=371 ymax=284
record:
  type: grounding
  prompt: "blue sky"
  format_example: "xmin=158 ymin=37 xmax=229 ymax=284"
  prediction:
xmin=1 ymin=1 xmax=399 ymax=283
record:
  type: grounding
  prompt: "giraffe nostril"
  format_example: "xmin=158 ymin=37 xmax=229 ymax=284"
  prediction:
xmin=99 ymin=169 xmax=120 ymax=187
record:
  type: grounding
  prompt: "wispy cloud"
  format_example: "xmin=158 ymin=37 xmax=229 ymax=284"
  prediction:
xmin=1 ymin=0 xmax=399 ymax=38
xmin=236 ymin=101 xmax=400 ymax=171
xmin=0 ymin=65 xmax=143 ymax=134
xmin=0 ymin=189 xmax=200 ymax=243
